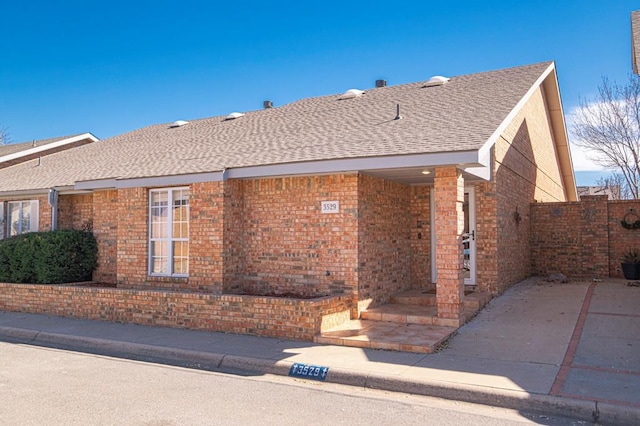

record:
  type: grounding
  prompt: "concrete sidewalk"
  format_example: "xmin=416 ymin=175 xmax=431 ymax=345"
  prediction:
xmin=1 ymin=277 xmax=639 ymax=425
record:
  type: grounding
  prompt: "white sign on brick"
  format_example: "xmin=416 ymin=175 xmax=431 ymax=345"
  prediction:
xmin=321 ymin=200 xmax=340 ymax=214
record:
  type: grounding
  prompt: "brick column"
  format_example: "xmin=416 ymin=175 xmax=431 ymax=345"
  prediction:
xmin=434 ymin=167 xmax=465 ymax=326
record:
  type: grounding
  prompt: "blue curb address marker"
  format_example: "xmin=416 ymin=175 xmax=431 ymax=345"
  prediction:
xmin=289 ymin=363 xmax=329 ymax=381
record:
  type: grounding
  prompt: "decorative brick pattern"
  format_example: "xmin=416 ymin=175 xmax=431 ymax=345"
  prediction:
xmin=0 ymin=283 xmax=351 ymax=341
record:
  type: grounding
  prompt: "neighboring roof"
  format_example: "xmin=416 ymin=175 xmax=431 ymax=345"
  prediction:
xmin=0 ymin=62 xmax=575 ymax=200
xmin=0 ymin=135 xmax=70 ymax=157
xmin=577 ymin=185 xmax=620 ymax=200
xmin=0 ymin=133 xmax=99 ymax=169
xmin=633 ymin=11 xmax=640 ymax=74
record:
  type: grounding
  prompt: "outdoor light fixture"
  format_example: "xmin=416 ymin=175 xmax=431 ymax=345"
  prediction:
xmin=421 ymin=170 xmax=431 ymax=175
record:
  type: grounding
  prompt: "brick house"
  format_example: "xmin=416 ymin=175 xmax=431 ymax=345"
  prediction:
xmin=0 ymin=61 xmax=576 ymax=334
xmin=0 ymin=133 xmax=98 ymax=239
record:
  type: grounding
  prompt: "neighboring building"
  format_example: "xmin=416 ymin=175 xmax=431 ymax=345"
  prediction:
xmin=0 ymin=61 xmax=576 ymax=334
xmin=632 ymin=10 xmax=640 ymax=74
xmin=577 ymin=185 xmax=620 ymax=200
xmin=0 ymin=133 xmax=98 ymax=170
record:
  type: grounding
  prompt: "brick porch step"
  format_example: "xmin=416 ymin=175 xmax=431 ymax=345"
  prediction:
xmin=314 ymin=319 xmax=457 ymax=354
xmin=360 ymin=303 xmax=475 ymax=327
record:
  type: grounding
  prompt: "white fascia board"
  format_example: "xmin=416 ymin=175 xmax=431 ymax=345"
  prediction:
xmin=478 ymin=62 xmax=556 ymax=158
xmin=462 ymin=149 xmax=492 ymax=180
xmin=227 ymin=151 xmax=483 ymax=180
xmin=0 ymin=133 xmax=99 ymax=164
xmin=73 ymin=151 xmax=486 ymax=190
xmin=115 ymin=171 xmax=225 ymax=189
xmin=0 ymin=188 xmax=49 ymax=198
xmin=75 ymin=179 xmax=117 ymax=190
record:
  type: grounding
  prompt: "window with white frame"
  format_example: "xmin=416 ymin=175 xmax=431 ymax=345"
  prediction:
xmin=149 ymin=188 xmax=189 ymax=276
xmin=6 ymin=200 xmax=39 ymax=237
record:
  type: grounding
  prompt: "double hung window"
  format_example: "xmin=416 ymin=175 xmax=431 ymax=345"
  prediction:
xmin=149 ymin=188 xmax=189 ymax=276
xmin=3 ymin=200 xmax=39 ymax=238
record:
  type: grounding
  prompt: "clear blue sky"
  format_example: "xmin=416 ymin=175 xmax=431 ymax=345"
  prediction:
xmin=0 ymin=1 xmax=635 ymax=184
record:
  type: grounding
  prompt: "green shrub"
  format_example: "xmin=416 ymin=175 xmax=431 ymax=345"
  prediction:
xmin=0 ymin=230 xmax=97 ymax=284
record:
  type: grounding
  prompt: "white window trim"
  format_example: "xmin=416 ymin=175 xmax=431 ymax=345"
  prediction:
xmin=0 ymin=202 xmax=4 ymax=240
xmin=6 ymin=200 xmax=39 ymax=237
xmin=148 ymin=187 xmax=189 ymax=277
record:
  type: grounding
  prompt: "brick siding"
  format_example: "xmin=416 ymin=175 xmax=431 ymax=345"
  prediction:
xmin=357 ymin=174 xmax=412 ymax=310
xmin=0 ymin=283 xmax=352 ymax=341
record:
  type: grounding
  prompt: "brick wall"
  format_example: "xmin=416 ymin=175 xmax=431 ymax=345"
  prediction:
xmin=0 ymin=283 xmax=352 ymax=341
xmin=487 ymin=85 xmax=568 ymax=294
xmin=531 ymin=196 xmax=640 ymax=278
xmin=92 ymin=190 xmax=118 ymax=283
xmin=410 ymin=186 xmax=432 ymax=289
xmin=357 ymin=174 xmax=412 ymax=310
xmin=116 ymin=187 xmax=153 ymax=289
xmin=240 ymin=175 xmax=359 ymax=298
xmin=58 ymin=194 xmax=93 ymax=231
xmin=189 ymin=181 xmax=225 ymax=293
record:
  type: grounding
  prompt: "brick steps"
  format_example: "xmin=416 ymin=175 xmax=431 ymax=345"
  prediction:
xmin=315 ymin=289 xmax=492 ymax=353
xmin=315 ymin=320 xmax=456 ymax=354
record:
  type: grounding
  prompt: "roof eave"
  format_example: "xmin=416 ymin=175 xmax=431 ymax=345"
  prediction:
xmin=0 ymin=133 xmax=99 ymax=165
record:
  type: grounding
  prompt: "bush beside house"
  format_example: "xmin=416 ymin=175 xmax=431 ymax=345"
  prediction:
xmin=0 ymin=230 xmax=97 ymax=284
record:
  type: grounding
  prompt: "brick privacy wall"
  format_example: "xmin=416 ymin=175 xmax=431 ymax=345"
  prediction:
xmin=410 ymin=186 xmax=432 ymax=289
xmin=357 ymin=174 xmax=412 ymax=310
xmin=92 ymin=190 xmax=118 ymax=283
xmin=531 ymin=196 xmax=639 ymax=278
xmin=489 ymin=85 xmax=568 ymax=294
xmin=608 ymin=200 xmax=640 ymax=276
xmin=0 ymin=283 xmax=352 ymax=341
xmin=57 ymin=194 xmax=93 ymax=231
xmin=240 ymin=175 xmax=359 ymax=298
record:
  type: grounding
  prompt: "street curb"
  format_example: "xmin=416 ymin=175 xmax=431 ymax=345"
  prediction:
xmin=1 ymin=326 xmax=638 ymax=425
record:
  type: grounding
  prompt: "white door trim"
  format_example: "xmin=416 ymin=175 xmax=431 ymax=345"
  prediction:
xmin=430 ymin=186 xmax=477 ymax=285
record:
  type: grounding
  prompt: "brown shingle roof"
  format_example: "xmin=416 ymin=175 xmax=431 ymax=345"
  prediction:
xmin=0 ymin=61 xmax=553 ymax=192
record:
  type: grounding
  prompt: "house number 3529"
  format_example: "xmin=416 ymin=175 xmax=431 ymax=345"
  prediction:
xmin=321 ymin=201 xmax=339 ymax=214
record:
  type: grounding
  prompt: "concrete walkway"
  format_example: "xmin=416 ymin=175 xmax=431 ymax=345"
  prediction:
xmin=1 ymin=277 xmax=639 ymax=425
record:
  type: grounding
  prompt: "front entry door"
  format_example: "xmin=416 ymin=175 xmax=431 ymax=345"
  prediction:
xmin=431 ymin=186 xmax=476 ymax=285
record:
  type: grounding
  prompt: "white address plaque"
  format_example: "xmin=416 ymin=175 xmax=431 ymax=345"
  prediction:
xmin=321 ymin=200 xmax=340 ymax=214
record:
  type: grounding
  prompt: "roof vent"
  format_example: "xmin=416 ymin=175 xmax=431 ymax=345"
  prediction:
xmin=340 ymin=89 xmax=365 ymax=99
xmin=170 ymin=120 xmax=189 ymax=128
xmin=263 ymin=100 xmax=273 ymax=109
xmin=375 ymin=79 xmax=386 ymax=88
xmin=424 ymin=76 xmax=450 ymax=87
xmin=225 ymin=112 xmax=245 ymax=120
